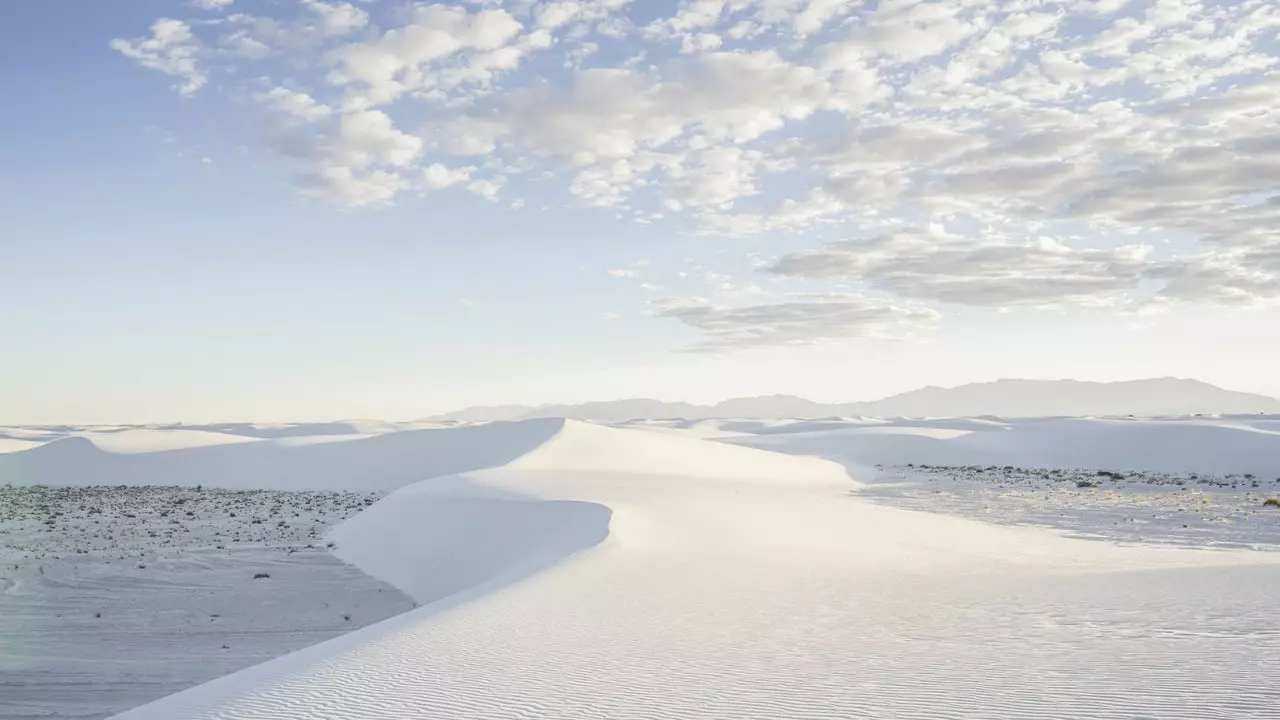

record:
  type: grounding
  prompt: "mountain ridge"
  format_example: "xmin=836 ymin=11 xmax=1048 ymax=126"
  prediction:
xmin=419 ymin=378 xmax=1280 ymax=423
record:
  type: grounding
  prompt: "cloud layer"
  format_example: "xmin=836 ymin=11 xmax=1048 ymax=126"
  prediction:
xmin=114 ymin=0 xmax=1280 ymax=349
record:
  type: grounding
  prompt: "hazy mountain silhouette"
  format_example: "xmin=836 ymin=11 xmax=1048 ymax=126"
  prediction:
xmin=421 ymin=379 xmax=1280 ymax=422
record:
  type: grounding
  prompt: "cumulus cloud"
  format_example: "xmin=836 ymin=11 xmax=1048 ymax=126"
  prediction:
xmin=270 ymin=108 xmax=427 ymax=205
xmin=296 ymin=166 xmax=408 ymax=206
xmin=116 ymin=0 xmax=1280 ymax=325
xmin=111 ymin=19 xmax=205 ymax=96
xmin=838 ymin=0 xmax=982 ymax=62
xmin=647 ymin=0 xmax=856 ymax=44
xmin=327 ymin=4 xmax=525 ymax=107
xmin=475 ymin=49 xmax=845 ymax=161
xmin=329 ymin=110 xmax=423 ymax=168
xmin=300 ymin=0 xmax=368 ymax=36
xmin=420 ymin=162 xmax=474 ymax=190
xmin=256 ymin=87 xmax=332 ymax=124
xmin=656 ymin=294 xmax=939 ymax=352
xmin=466 ymin=177 xmax=506 ymax=201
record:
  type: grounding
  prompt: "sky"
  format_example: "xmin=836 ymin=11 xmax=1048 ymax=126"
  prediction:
xmin=3 ymin=0 xmax=1280 ymax=424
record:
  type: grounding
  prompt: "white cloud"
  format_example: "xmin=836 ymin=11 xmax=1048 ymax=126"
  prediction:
xmin=327 ymin=4 xmax=524 ymax=108
xmin=773 ymin=228 xmax=1280 ymax=310
xmin=680 ymin=32 xmax=722 ymax=53
xmin=770 ymin=230 xmax=1155 ymax=309
xmin=256 ymin=87 xmax=332 ymax=124
xmin=118 ymin=0 xmax=1280 ymax=318
xmin=791 ymin=0 xmax=855 ymax=37
xmin=300 ymin=0 xmax=368 ymax=37
xmin=646 ymin=0 xmax=725 ymax=38
xmin=429 ymin=47 xmax=872 ymax=213
xmin=296 ymin=166 xmax=408 ymax=206
xmin=537 ymin=2 xmax=583 ymax=31
xmin=330 ymin=110 xmax=423 ymax=168
xmin=484 ymin=49 xmax=839 ymax=160
xmin=466 ymin=177 xmax=506 ymax=201
xmin=191 ymin=0 xmax=234 ymax=10
xmin=1144 ymin=251 xmax=1280 ymax=308
xmin=656 ymin=293 xmax=940 ymax=351
xmin=564 ymin=41 xmax=599 ymax=67
xmin=647 ymin=0 xmax=855 ymax=43
xmin=220 ymin=29 xmax=273 ymax=59
xmin=110 ymin=19 xmax=205 ymax=96
xmin=837 ymin=0 xmax=982 ymax=62
xmin=269 ymin=108 xmax=424 ymax=205
xmin=420 ymin=163 xmax=474 ymax=190
xmin=665 ymin=146 xmax=760 ymax=209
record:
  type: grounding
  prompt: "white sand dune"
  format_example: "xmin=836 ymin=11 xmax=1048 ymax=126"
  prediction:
xmin=0 ymin=437 xmax=44 ymax=454
xmin=0 ymin=427 xmax=264 ymax=455
xmin=70 ymin=418 xmax=1280 ymax=720
xmin=724 ymin=415 xmax=1280 ymax=475
xmin=0 ymin=419 xmax=564 ymax=491
xmin=72 ymin=428 xmax=266 ymax=453
xmin=0 ymin=420 xmax=435 ymax=456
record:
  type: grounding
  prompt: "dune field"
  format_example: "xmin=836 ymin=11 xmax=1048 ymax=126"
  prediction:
xmin=2 ymin=415 xmax=1279 ymax=720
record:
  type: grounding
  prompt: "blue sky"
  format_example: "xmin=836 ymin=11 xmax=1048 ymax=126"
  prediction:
xmin=3 ymin=0 xmax=1280 ymax=423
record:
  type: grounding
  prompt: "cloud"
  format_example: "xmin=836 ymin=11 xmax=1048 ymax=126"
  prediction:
xmin=256 ymin=87 xmax=332 ymax=124
xmin=110 ymin=19 xmax=205 ymax=96
xmin=656 ymin=294 xmax=939 ymax=352
xmin=772 ymin=228 xmax=1280 ymax=310
xmin=837 ymin=0 xmax=982 ymax=62
xmin=330 ymin=110 xmax=422 ymax=168
xmin=116 ymin=0 xmax=1280 ymax=320
xmin=646 ymin=0 xmax=857 ymax=43
xmin=536 ymin=2 xmax=583 ymax=31
xmin=191 ymin=0 xmax=234 ymax=9
xmin=420 ymin=163 xmax=473 ymax=190
xmin=770 ymin=229 xmax=1154 ymax=309
xmin=299 ymin=0 xmax=368 ymax=37
xmin=327 ymin=4 xmax=525 ymax=108
xmin=427 ymin=47 xmax=879 ymax=211
xmin=475 ymin=49 xmax=844 ymax=161
xmin=273 ymin=107 xmax=427 ymax=205
xmin=296 ymin=166 xmax=408 ymax=206
xmin=466 ymin=177 xmax=505 ymax=201
xmin=1144 ymin=251 xmax=1280 ymax=308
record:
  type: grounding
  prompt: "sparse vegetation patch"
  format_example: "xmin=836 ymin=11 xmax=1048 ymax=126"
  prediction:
xmin=862 ymin=464 xmax=1280 ymax=550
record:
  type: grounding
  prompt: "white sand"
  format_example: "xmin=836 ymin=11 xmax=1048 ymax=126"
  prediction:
xmin=0 ymin=417 xmax=1255 ymax=720
xmin=721 ymin=414 xmax=1280 ymax=475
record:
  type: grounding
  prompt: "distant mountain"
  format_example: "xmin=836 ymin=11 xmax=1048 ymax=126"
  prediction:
xmin=420 ymin=404 xmax=536 ymax=423
xmin=420 ymin=378 xmax=1280 ymax=423
xmin=847 ymin=378 xmax=1280 ymax=418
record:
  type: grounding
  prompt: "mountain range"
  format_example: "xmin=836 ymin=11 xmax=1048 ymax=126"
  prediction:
xmin=420 ymin=378 xmax=1280 ymax=423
